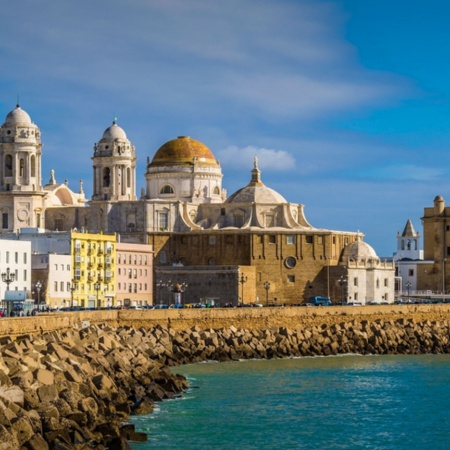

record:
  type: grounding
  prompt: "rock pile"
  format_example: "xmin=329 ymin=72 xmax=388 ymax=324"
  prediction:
xmin=1 ymin=318 xmax=449 ymax=448
xmin=157 ymin=318 xmax=450 ymax=365
xmin=0 ymin=324 xmax=187 ymax=449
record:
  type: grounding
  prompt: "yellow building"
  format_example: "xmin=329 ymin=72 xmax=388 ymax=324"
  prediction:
xmin=71 ymin=231 xmax=116 ymax=308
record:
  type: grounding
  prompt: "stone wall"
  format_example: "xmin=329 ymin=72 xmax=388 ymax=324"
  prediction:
xmin=2 ymin=304 xmax=450 ymax=338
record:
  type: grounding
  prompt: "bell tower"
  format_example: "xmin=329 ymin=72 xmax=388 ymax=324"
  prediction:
xmin=91 ymin=119 xmax=136 ymax=201
xmin=0 ymin=104 xmax=42 ymax=192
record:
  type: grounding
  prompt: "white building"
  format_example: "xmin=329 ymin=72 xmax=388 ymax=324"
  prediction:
xmin=0 ymin=238 xmax=31 ymax=300
xmin=340 ymin=237 xmax=395 ymax=304
xmin=32 ymin=253 xmax=72 ymax=309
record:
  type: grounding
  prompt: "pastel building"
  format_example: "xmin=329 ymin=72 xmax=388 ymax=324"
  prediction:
xmin=116 ymin=242 xmax=153 ymax=307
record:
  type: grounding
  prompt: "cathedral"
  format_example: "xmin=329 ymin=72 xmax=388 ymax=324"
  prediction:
xmin=0 ymin=104 xmax=395 ymax=305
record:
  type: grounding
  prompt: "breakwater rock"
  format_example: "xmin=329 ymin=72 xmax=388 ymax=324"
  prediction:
xmin=0 ymin=324 xmax=188 ymax=449
xmin=1 ymin=317 xmax=450 ymax=448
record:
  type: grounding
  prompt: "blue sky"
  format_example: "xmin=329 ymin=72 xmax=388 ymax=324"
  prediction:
xmin=1 ymin=0 xmax=449 ymax=257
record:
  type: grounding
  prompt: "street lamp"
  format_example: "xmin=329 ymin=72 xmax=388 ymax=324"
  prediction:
xmin=1 ymin=267 xmax=15 ymax=290
xmin=156 ymin=280 xmax=165 ymax=305
xmin=405 ymin=281 xmax=411 ymax=303
xmin=239 ymin=273 xmax=248 ymax=306
xmin=94 ymin=281 xmax=101 ymax=309
xmin=35 ymin=280 xmax=42 ymax=307
xmin=70 ymin=281 xmax=77 ymax=309
xmin=338 ymin=276 xmax=347 ymax=304
xmin=443 ymin=259 xmax=447 ymax=296
xmin=263 ymin=281 xmax=270 ymax=307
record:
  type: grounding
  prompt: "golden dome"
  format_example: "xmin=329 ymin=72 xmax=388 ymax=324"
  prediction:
xmin=150 ymin=136 xmax=219 ymax=167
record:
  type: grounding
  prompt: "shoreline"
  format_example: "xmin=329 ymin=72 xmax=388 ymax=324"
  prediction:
xmin=1 ymin=312 xmax=450 ymax=447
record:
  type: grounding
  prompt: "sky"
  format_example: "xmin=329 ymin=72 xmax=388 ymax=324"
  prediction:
xmin=1 ymin=0 xmax=450 ymax=257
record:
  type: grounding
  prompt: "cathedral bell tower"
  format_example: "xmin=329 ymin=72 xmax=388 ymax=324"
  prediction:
xmin=91 ymin=120 xmax=136 ymax=201
xmin=0 ymin=104 xmax=42 ymax=192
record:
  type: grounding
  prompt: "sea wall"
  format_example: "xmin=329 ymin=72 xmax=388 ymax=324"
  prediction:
xmin=1 ymin=304 xmax=450 ymax=338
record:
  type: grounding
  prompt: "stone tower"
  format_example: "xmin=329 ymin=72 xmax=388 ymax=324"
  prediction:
xmin=91 ymin=120 xmax=136 ymax=201
xmin=0 ymin=105 xmax=42 ymax=193
xmin=0 ymin=105 xmax=46 ymax=230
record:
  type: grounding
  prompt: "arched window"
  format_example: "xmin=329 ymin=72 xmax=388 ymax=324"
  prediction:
xmin=5 ymin=155 xmax=12 ymax=177
xmin=19 ymin=159 xmax=24 ymax=178
xmin=214 ymin=186 xmax=220 ymax=195
xmin=127 ymin=167 xmax=131 ymax=188
xmin=30 ymin=155 xmax=36 ymax=177
xmin=103 ymin=168 xmax=111 ymax=187
xmin=160 ymin=185 xmax=174 ymax=194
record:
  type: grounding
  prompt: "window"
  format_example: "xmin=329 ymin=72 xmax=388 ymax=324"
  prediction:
xmin=214 ymin=186 xmax=220 ymax=195
xmin=103 ymin=168 xmax=111 ymax=187
xmin=24 ymin=253 xmax=27 ymax=264
xmin=15 ymin=252 xmax=18 ymax=264
xmin=159 ymin=212 xmax=168 ymax=229
xmin=134 ymin=283 xmax=137 ymax=293
xmin=269 ymin=235 xmax=276 ymax=244
xmin=4 ymin=155 xmax=12 ymax=177
xmin=67 ymin=282 xmax=71 ymax=292
xmin=128 ymin=269 xmax=132 ymax=279
xmin=353 ymin=277 xmax=358 ymax=286
xmin=6 ymin=252 xmax=9 ymax=264
xmin=118 ymin=268 xmax=121 ymax=275
xmin=2 ymin=213 xmax=8 ymax=229
xmin=60 ymin=281 xmax=64 ymax=292
xmin=160 ymin=185 xmax=174 ymax=194
xmin=285 ymin=257 xmax=297 ymax=269
xmin=384 ymin=278 xmax=388 ymax=287
xmin=23 ymin=270 xmax=27 ymax=281
xmin=306 ymin=235 xmax=313 ymax=244
xmin=286 ymin=235 xmax=295 ymax=245
xmin=133 ymin=269 xmax=137 ymax=279
xmin=209 ymin=236 xmax=216 ymax=245
xmin=408 ymin=269 xmax=414 ymax=277
xmin=160 ymin=251 xmax=167 ymax=264
xmin=287 ymin=275 xmax=295 ymax=283
xmin=54 ymin=281 xmax=58 ymax=292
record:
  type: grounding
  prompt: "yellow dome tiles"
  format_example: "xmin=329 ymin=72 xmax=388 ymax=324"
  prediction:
xmin=150 ymin=136 xmax=220 ymax=167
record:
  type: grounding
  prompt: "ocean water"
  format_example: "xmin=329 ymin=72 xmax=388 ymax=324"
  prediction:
xmin=130 ymin=354 xmax=450 ymax=449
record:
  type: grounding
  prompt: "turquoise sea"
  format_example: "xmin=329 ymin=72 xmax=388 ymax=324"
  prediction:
xmin=130 ymin=355 xmax=450 ymax=449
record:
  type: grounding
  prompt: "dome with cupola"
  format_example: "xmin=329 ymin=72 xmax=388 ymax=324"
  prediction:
xmin=226 ymin=157 xmax=287 ymax=204
xmin=4 ymin=105 xmax=32 ymax=125
xmin=149 ymin=136 xmax=220 ymax=168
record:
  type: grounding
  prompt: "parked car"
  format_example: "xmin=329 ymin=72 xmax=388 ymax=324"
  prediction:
xmin=307 ymin=296 xmax=332 ymax=306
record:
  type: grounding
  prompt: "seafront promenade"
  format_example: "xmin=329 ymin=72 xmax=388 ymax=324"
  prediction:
xmin=1 ymin=303 xmax=450 ymax=338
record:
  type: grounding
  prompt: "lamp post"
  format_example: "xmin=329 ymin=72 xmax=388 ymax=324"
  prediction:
xmin=338 ymin=276 xmax=347 ymax=304
xmin=239 ymin=273 xmax=248 ymax=306
xmin=156 ymin=280 xmax=165 ymax=305
xmin=443 ymin=259 xmax=447 ymax=296
xmin=180 ymin=282 xmax=188 ymax=307
xmin=35 ymin=280 xmax=42 ymax=307
xmin=1 ymin=267 xmax=15 ymax=291
xmin=405 ymin=281 xmax=411 ymax=303
xmin=70 ymin=281 xmax=77 ymax=309
xmin=94 ymin=281 xmax=101 ymax=309
xmin=263 ymin=281 xmax=270 ymax=307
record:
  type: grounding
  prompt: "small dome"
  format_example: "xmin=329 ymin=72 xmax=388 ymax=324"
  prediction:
xmin=226 ymin=157 xmax=287 ymax=204
xmin=4 ymin=105 xmax=32 ymax=125
xmin=342 ymin=238 xmax=378 ymax=261
xmin=102 ymin=121 xmax=127 ymax=140
xmin=226 ymin=185 xmax=287 ymax=204
xmin=150 ymin=136 xmax=219 ymax=167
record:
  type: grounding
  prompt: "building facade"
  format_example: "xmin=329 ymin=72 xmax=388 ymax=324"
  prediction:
xmin=116 ymin=242 xmax=153 ymax=307
xmin=0 ymin=105 xmax=393 ymax=305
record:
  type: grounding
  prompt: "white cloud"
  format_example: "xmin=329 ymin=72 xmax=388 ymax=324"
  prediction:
xmin=217 ymin=145 xmax=296 ymax=171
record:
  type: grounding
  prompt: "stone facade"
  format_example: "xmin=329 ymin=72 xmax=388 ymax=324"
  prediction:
xmin=0 ymin=105 xmax=394 ymax=305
